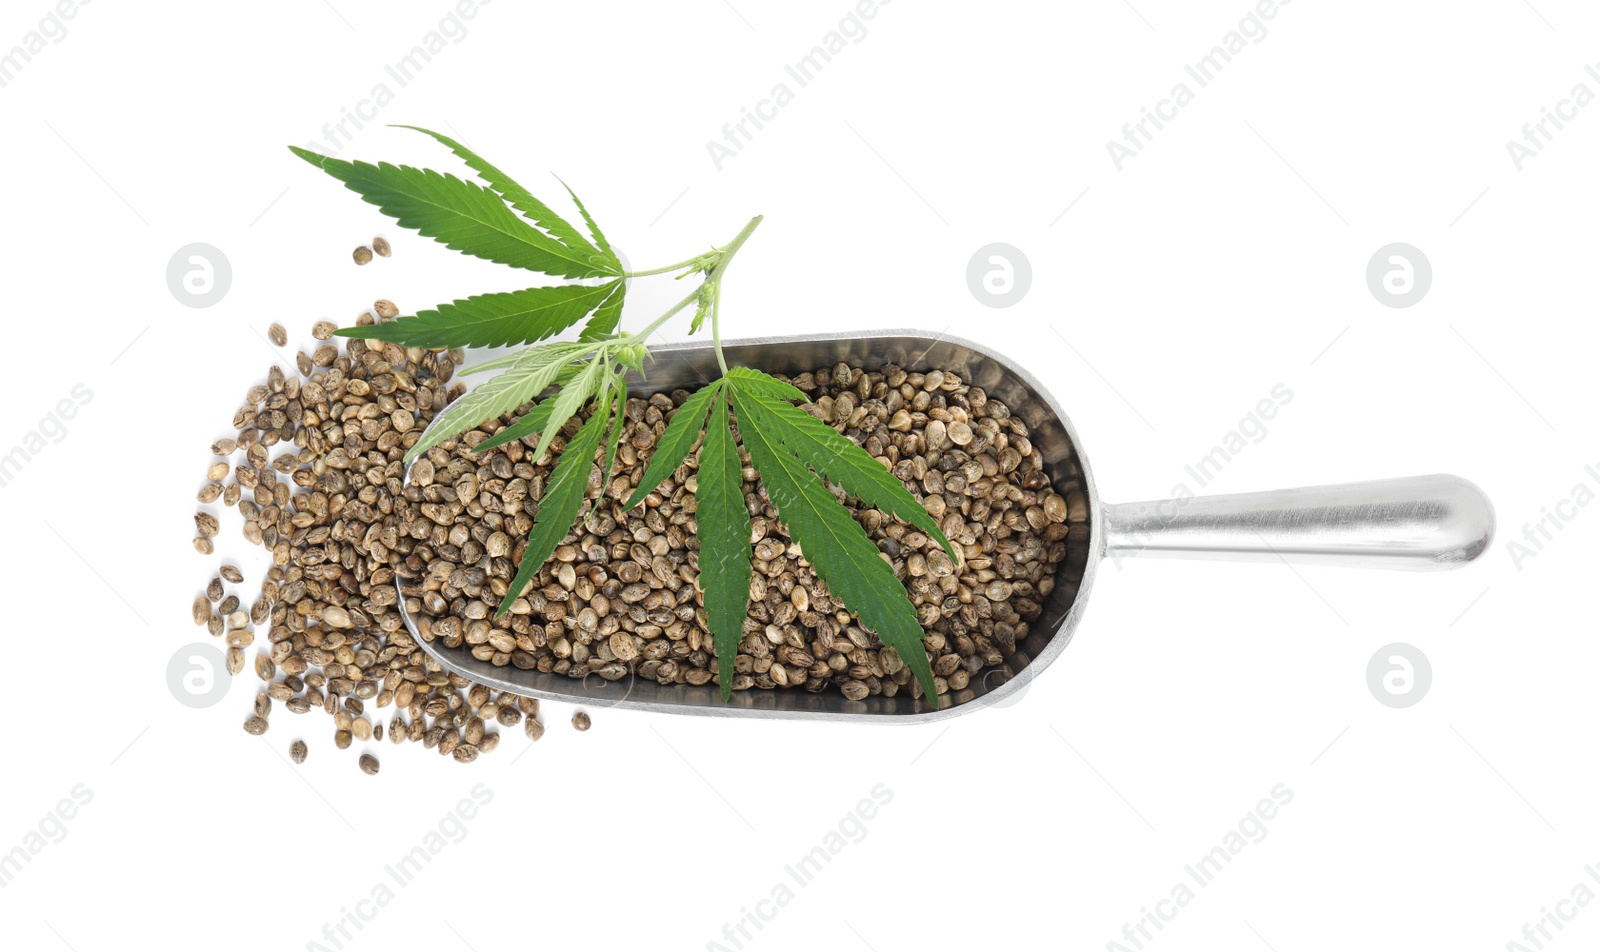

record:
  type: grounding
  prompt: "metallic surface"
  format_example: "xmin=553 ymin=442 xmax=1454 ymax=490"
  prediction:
xmin=400 ymin=329 xmax=1493 ymax=722
xmin=1103 ymin=475 xmax=1495 ymax=570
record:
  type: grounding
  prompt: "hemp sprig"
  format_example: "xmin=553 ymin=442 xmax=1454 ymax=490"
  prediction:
xmin=290 ymin=127 xmax=955 ymax=707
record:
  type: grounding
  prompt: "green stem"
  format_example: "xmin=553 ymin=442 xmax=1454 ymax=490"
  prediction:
xmin=705 ymin=215 xmax=761 ymax=375
xmin=707 ymin=215 xmax=763 ymax=281
xmin=709 ymin=284 xmax=727 ymax=375
xmin=629 ymin=215 xmax=764 ymax=357
xmin=621 ymin=257 xmax=703 ymax=278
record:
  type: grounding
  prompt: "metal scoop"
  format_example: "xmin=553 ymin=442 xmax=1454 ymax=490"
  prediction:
xmin=400 ymin=330 xmax=1494 ymax=721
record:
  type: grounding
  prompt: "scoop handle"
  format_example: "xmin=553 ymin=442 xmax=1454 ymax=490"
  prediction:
xmin=1102 ymin=474 xmax=1494 ymax=571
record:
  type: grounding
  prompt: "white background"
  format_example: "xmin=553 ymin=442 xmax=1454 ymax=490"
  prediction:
xmin=1 ymin=1 xmax=1595 ymax=949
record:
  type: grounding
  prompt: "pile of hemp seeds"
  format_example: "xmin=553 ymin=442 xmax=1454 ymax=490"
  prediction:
xmin=192 ymin=306 xmax=567 ymax=771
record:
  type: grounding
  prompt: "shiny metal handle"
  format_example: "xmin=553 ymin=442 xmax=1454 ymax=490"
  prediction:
xmin=1103 ymin=474 xmax=1495 ymax=571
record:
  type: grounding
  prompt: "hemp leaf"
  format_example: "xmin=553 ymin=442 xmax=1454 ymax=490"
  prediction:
xmin=466 ymin=365 xmax=580 ymax=456
xmin=694 ymin=386 xmax=750 ymax=696
xmin=624 ymin=384 xmax=722 ymax=510
xmin=632 ymin=372 xmax=945 ymax=705
xmin=288 ymin=146 xmax=617 ymax=279
xmin=732 ymin=386 xmax=957 ymax=562
xmin=498 ymin=387 xmax=612 ymax=618
xmin=391 ymin=125 xmax=607 ymax=263
xmin=403 ymin=343 xmax=587 ymax=464
xmin=342 ymin=282 xmax=623 ymax=349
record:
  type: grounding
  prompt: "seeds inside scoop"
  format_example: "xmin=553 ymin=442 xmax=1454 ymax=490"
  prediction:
xmin=405 ymin=361 xmax=1079 ymax=704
